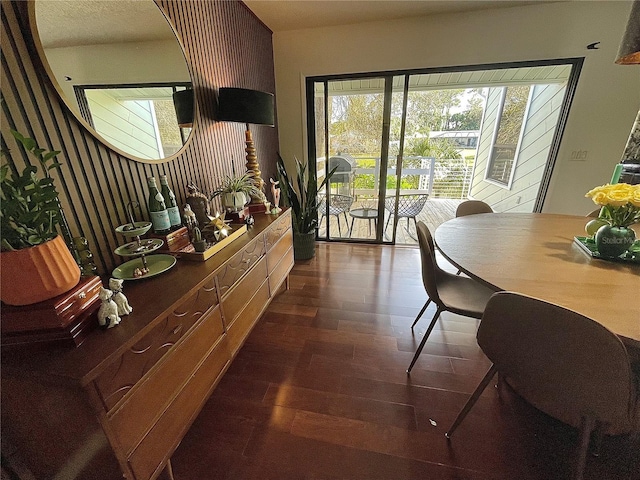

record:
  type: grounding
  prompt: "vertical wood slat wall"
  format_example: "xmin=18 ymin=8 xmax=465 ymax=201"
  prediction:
xmin=0 ymin=0 xmax=278 ymax=276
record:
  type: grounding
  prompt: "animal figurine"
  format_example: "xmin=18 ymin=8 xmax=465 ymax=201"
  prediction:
xmin=270 ymin=177 xmax=281 ymax=214
xmin=97 ymin=287 xmax=121 ymax=329
xmin=109 ymin=277 xmax=132 ymax=316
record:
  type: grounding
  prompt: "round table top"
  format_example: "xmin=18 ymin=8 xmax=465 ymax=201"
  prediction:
xmin=349 ymin=208 xmax=378 ymax=219
xmin=434 ymin=213 xmax=640 ymax=345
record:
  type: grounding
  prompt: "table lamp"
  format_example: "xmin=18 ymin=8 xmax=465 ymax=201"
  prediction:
xmin=217 ymin=87 xmax=275 ymax=212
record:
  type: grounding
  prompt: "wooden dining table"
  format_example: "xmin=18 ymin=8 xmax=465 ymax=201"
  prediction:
xmin=434 ymin=213 xmax=640 ymax=347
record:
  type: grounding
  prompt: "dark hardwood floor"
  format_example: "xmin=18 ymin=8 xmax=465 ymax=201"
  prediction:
xmin=171 ymin=243 xmax=640 ymax=480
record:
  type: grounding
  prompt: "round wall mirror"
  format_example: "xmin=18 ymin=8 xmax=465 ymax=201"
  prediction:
xmin=30 ymin=0 xmax=194 ymax=163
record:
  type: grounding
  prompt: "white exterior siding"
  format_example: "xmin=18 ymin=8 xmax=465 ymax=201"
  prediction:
xmin=86 ymin=91 xmax=161 ymax=160
xmin=469 ymin=83 xmax=567 ymax=212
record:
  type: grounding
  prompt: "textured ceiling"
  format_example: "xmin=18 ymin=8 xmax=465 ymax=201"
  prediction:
xmin=243 ymin=0 xmax=565 ymax=32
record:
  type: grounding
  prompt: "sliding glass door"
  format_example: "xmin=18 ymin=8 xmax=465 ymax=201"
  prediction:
xmin=307 ymin=58 xmax=582 ymax=245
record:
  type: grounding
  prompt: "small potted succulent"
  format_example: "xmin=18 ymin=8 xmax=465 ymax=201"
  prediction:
xmin=211 ymin=172 xmax=261 ymax=212
xmin=191 ymin=226 xmax=207 ymax=252
xmin=0 ymin=130 xmax=80 ymax=305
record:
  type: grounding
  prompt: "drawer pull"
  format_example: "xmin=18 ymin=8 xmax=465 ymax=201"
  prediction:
xmin=244 ymin=259 xmax=251 ymax=264
xmin=172 ymin=325 xmax=183 ymax=335
xmin=78 ymin=292 xmax=86 ymax=299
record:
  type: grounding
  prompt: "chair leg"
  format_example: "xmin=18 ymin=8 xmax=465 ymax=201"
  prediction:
xmin=410 ymin=299 xmax=431 ymax=329
xmin=445 ymin=364 xmax=498 ymax=439
xmin=574 ymin=416 xmax=596 ymax=480
xmin=336 ymin=215 xmax=342 ymax=237
xmin=590 ymin=421 xmax=604 ymax=457
xmin=385 ymin=214 xmax=392 ymax=234
xmin=407 ymin=307 xmax=442 ymax=373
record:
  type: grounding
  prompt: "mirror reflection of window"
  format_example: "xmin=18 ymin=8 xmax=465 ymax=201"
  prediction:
xmin=75 ymin=84 xmax=190 ymax=160
xmin=32 ymin=0 xmax=193 ymax=163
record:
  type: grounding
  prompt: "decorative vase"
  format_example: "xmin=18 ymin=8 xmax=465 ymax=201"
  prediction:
xmin=293 ymin=231 xmax=316 ymax=260
xmin=0 ymin=235 xmax=81 ymax=306
xmin=595 ymin=225 xmax=636 ymax=258
xmin=222 ymin=192 xmax=247 ymax=212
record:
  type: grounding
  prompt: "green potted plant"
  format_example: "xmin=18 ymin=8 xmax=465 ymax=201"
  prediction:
xmin=0 ymin=130 xmax=80 ymax=305
xmin=211 ymin=172 xmax=262 ymax=212
xmin=276 ymin=153 xmax=337 ymax=260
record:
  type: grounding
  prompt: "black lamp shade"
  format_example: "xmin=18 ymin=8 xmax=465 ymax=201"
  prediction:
xmin=616 ymin=0 xmax=640 ymax=64
xmin=173 ymin=89 xmax=194 ymax=127
xmin=217 ymin=87 xmax=275 ymax=126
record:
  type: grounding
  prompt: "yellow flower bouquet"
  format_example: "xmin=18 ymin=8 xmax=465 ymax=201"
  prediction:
xmin=585 ymin=183 xmax=640 ymax=227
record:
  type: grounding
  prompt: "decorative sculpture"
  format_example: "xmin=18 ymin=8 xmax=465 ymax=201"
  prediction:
xmin=109 ymin=278 xmax=132 ymax=316
xmin=270 ymin=177 xmax=281 ymax=214
xmin=97 ymin=287 xmax=121 ymax=329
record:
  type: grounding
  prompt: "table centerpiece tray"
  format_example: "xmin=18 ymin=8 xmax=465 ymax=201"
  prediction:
xmin=178 ymin=224 xmax=247 ymax=262
xmin=573 ymin=236 xmax=640 ymax=264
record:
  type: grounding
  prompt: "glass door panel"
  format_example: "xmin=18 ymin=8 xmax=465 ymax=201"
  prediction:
xmin=314 ymin=78 xmax=387 ymax=241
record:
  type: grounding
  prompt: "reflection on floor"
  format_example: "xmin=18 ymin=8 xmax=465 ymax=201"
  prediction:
xmin=171 ymin=243 xmax=639 ymax=480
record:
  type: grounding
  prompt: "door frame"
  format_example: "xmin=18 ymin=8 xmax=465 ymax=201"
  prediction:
xmin=305 ymin=57 xmax=584 ymax=243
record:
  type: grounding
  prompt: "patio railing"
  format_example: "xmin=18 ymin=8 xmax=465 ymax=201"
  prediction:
xmin=317 ymin=155 xmax=473 ymax=200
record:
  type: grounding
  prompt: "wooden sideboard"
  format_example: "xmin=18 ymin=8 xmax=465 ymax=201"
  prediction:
xmin=1 ymin=210 xmax=294 ymax=480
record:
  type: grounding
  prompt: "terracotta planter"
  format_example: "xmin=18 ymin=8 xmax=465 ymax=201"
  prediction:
xmin=0 ymin=235 xmax=81 ymax=306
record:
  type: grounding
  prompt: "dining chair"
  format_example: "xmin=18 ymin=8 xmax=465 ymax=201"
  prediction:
xmin=406 ymin=221 xmax=495 ymax=373
xmin=453 ymin=200 xmax=494 ymax=274
xmin=445 ymin=291 xmax=640 ymax=480
xmin=455 ymin=200 xmax=493 ymax=217
xmin=384 ymin=194 xmax=429 ymax=239
xmin=318 ymin=194 xmax=354 ymax=237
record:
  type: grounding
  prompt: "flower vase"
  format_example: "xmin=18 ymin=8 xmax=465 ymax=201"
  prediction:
xmin=595 ymin=225 xmax=636 ymax=258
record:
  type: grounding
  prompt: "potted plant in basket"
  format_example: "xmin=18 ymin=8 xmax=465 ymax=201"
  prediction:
xmin=276 ymin=153 xmax=337 ymax=260
xmin=211 ymin=172 xmax=262 ymax=213
xmin=0 ymin=130 xmax=80 ymax=305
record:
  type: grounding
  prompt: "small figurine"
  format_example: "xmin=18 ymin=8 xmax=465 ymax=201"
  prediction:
xmin=186 ymin=183 xmax=213 ymax=227
xmin=270 ymin=178 xmax=281 ymax=214
xmin=97 ymin=287 xmax=121 ymax=329
xmin=109 ymin=278 xmax=132 ymax=316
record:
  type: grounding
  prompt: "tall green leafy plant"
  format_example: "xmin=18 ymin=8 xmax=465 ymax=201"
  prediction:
xmin=276 ymin=153 xmax=337 ymax=234
xmin=1 ymin=130 xmax=64 ymax=251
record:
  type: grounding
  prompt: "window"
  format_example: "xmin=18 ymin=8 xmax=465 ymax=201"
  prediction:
xmin=486 ymin=85 xmax=531 ymax=187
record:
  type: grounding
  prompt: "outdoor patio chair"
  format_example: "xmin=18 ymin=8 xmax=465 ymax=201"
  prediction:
xmin=384 ymin=194 xmax=429 ymax=238
xmin=318 ymin=194 xmax=354 ymax=237
xmin=445 ymin=291 xmax=640 ymax=480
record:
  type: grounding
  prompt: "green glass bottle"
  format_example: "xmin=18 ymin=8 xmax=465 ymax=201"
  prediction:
xmin=160 ymin=174 xmax=182 ymax=230
xmin=147 ymin=177 xmax=171 ymax=234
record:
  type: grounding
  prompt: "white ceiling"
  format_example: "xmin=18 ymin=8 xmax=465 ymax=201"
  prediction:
xmin=243 ymin=0 xmax=563 ymax=32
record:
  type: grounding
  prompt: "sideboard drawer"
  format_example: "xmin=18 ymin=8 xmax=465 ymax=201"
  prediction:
xmin=94 ymin=276 xmax=219 ymax=411
xmin=109 ymin=307 xmax=225 ymax=455
xmin=216 ymin=236 xmax=265 ymax=297
xmin=128 ymin=334 xmax=230 ymax=480
xmin=265 ymin=210 xmax=291 ymax=250
xmin=226 ymin=278 xmax=270 ymax=356
xmin=266 ymin=227 xmax=293 ymax=274
xmin=221 ymin=257 xmax=268 ymax=326
xmin=269 ymin=246 xmax=294 ymax=296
